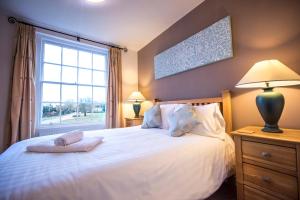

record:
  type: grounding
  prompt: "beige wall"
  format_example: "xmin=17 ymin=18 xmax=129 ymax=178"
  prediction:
xmin=122 ymin=49 xmax=139 ymax=121
xmin=138 ymin=0 xmax=300 ymax=131
xmin=0 ymin=13 xmax=17 ymax=153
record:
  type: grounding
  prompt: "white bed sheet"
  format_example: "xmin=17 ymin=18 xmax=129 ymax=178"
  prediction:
xmin=0 ymin=126 xmax=235 ymax=200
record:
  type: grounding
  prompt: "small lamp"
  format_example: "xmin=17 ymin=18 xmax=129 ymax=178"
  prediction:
xmin=127 ymin=91 xmax=146 ymax=118
xmin=236 ymin=60 xmax=300 ymax=133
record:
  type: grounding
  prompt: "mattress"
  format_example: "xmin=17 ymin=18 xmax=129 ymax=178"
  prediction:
xmin=0 ymin=126 xmax=235 ymax=200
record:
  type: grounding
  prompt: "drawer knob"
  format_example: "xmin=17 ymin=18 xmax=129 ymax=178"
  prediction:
xmin=261 ymin=151 xmax=271 ymax=158
xmin=261 ymin=176 xmax=271 ymax=183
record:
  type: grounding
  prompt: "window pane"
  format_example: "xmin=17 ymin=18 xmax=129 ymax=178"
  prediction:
xmin=93 ymin=54 xmax=106 ymax=70
xmin=41 ymin=103 xmax=60 ymax=125
xmin=76 ymin=112 xmax=104 ymax=124
xmin=79 ymin=51 xmax=92 ymax=68
xmin=78 ymin=69 xmax=92 ymax=85
xmin=63 ymin=48 xmax=77 ymax=66
xmin=42 ymin=83 xmax=60 ymax=102
xmin=78 ymin=86 xmax=92 ymax=124
xmin=92 ymin=86 xmax=106 ymax=122
xmin=43 ymin=63 xmax=61 ymax=82
xmin=93 ymin=103 xmax=105 ymax=113
xmin=92 ymin=105 xmax=105 ymax=124
xmin=44 ymin=44 xmax=61 ymax=64
xmin=77 ymin=101 xmax=93 ymax=123
xmin=78 ymin=86 xmax=92 ymax=102
xmin=61 ymin=102 xmax=77 ymax=124
xmin=62 ymin=66 xmax=77 ymax=84
xmin=93 ymin=71 xmax=106 ymax=86
xmin=62 ymin=85 xmax=77 ymax=103
xmin=93 ymin=87 xmax=106 ymax=104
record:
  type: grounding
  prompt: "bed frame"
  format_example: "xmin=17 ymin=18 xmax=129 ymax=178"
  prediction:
xmin=154 ymin=90 xmax=232 ymax=134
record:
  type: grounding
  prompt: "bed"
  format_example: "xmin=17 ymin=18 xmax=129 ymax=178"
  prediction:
xmin=0 ymin=90 xmax=235 ymax=200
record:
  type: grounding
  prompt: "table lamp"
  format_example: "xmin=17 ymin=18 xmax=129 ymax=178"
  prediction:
xmin=127 ymin=91 xmax=146 ymax=118
xmin=236 ymin=60 xmax=300 ymax=133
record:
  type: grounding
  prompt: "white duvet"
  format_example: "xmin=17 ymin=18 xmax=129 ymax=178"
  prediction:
xmin=0 ymin=126 xmax=235 ymax=200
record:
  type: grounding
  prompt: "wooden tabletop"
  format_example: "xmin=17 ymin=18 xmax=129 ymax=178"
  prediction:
xmin=232 ymin=126 xmax=300 ymax=144
xmin=125 ymin=117 xmax=144 ymax=120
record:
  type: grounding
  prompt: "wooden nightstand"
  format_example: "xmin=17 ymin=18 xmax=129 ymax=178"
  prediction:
xmin=232 ymin=126 xmax=300 ymax=200
xmin=125 ymin=117 xmax=143 ymax=127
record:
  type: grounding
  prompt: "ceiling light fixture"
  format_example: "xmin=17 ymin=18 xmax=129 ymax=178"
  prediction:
xmin=87 ymin=0 xmax=104 ymax=3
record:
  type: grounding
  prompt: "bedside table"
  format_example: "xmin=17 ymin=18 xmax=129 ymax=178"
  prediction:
xmin=232 ymin=126 xmax=300 ymax=200
xmin=125 ymin=117 xmax=143 ymax=127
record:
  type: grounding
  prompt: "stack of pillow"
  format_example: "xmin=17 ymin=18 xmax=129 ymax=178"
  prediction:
xmin=141 ymin=103 xmax=226 ymax=140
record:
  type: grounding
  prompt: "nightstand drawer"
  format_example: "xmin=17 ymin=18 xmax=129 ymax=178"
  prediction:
xmin=125 ymin=117 xmax=143 ymax=127
xmin=244 ymin=185 xmax=280 ymax=200
xmin=242 ymin=140 xmax=297 ymax=173
xmin=243 ymin=163 xmax=298 ymax=200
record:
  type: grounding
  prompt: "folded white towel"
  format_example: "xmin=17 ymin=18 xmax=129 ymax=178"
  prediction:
xmin=54 ymin=130 xmax=83 ymax=146
xmin=27 ymin=137 xmax=104 ymax=153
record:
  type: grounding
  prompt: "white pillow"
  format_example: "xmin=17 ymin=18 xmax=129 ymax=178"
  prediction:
xmin=191 ymin=103 xmax=226 ymax=140
xmin=168 ymin=104 xmax=199 ymax=137
xmin=141 ymin=105 xmax=162 ymax=128
xmin=159 ymin=104 xmax=182 ymax=129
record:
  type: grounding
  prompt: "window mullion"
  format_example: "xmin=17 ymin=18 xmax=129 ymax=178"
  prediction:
xmin=38 ymin=41 xmax=46 ymax=128
xmin=59 ymin=46 xmax=63 ymax=124
xmin=76 ymin=49 xmax=79 ymax=120
xmin=91 ymin=54 xmax=94 ymax=113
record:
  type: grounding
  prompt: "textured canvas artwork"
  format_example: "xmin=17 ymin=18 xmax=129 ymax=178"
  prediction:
xmin=154 ymin=16 xmax=233 ymax=79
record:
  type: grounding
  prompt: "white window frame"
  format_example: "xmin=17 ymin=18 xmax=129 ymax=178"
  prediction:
xmin=36 ymin=32 xmax=108 ymax=135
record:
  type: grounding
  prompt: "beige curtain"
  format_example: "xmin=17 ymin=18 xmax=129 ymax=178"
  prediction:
xmin=10 ymin=24 xmax=36 ymax=144
xmin=106 ymin=47 xmax=123 ymax=128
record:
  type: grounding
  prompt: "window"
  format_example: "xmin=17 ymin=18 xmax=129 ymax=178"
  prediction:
xmin=36 ymin=33 xmax=108 ymax=132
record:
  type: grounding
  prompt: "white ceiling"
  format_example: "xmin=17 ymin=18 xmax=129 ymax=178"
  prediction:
xmin=0 ymin=0 xmax=205 ymax=51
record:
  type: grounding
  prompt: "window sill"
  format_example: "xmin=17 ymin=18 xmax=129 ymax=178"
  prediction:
xmin=36 ymin=123 xmax=105 ymax=136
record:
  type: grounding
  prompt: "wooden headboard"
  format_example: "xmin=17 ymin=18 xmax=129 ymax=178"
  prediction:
xmin=154 ymin=90 xmax=232 ymax=134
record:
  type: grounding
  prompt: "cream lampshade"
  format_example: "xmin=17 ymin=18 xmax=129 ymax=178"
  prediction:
xmin=236 ymin=59 xmax=300 ymax=133
xmin=236 ymin=60 xmax=300 ymax=88
xmin=127 ymin=91 xmax=145 ymax=118
xmin=127 ymin=91 xmax=146 ymax=102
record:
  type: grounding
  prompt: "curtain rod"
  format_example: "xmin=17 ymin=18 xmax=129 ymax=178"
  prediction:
xmin=8 ymin=17 xmax=128 ymax=52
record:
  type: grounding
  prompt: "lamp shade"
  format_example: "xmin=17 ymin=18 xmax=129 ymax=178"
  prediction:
xmin=127 ymin=91 xmax=145 ymax=102
xmin=236 ymin=60 xmax=300 ymax=88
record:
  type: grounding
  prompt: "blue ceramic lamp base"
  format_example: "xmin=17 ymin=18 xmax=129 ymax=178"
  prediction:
xmin=133 ymin=103 xmax=141 ymax=118
xmin=256 ymin=88 xmax=284 ymax=133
